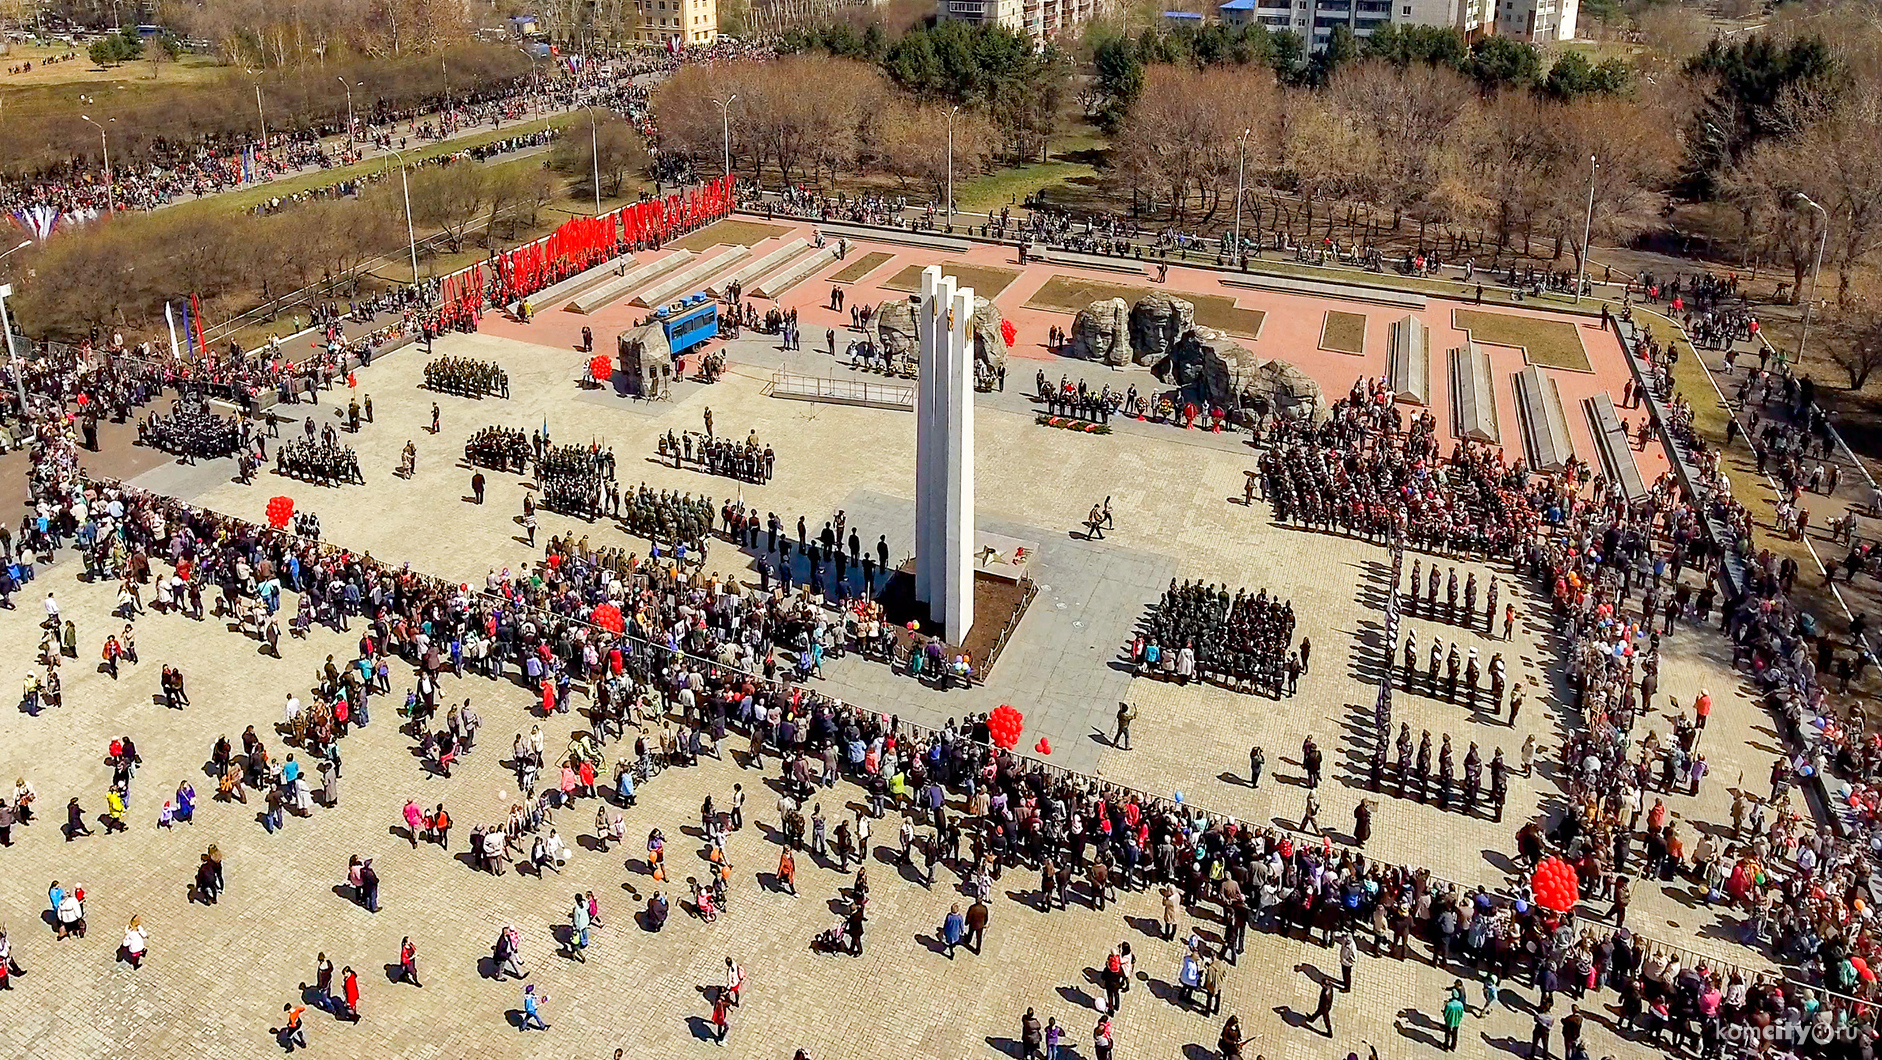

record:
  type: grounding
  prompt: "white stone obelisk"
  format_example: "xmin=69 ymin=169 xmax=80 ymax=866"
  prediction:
xmin=914 ymin=265 xmax=975 ymax=640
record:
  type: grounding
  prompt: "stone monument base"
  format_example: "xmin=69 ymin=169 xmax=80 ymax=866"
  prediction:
xmin=877 ymin=534 xmax=1039 ymax=678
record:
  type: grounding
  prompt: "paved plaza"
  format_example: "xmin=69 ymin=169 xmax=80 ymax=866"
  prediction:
xmin=0 ymin=232 xmax=1792 ymax=1059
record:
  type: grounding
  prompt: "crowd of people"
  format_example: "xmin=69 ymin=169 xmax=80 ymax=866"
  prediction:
xmin=13 ymin=440 xmax=1840 ymax=1060
xmin=9 ymin=310 xmax=1882 ymax=1060
xmin=1260 ymin=376 xmax=1547 ymax=556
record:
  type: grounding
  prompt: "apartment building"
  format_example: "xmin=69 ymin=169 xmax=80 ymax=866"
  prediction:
xmin=938 ymin=0 xmax=1026 ymax=31
xmin=624 ymin=0 xmax=719 ymax=46
xmin=939 ymin=0 xmax=1098 ymax=39
xmin=1218 ymin=0 xmax=1565 ymax=49
xmin=1496 ymin=0 xmax=1577 ymax=42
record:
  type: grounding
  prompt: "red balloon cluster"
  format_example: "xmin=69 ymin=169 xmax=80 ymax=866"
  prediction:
xmin=589 ymin=354 xmax=614 ymax=384
xmin=591 ymin=602 xmax=625 ymax=633
xmin=1531 ymin=856 xmax=1580 ymax=912
xmin=988 ymin=704 xmax=1024 ymax=750
xmin=1034 ymin=737 xmax=1052 ymax=755
xmin=999 ymin=318 xmax=1017 ymax=347
xmin=265 ymin=496 xmax=294 ymax=530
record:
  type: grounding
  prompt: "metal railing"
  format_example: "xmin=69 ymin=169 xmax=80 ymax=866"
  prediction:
xmin=767 ymin=370 xmax=914 ymax=410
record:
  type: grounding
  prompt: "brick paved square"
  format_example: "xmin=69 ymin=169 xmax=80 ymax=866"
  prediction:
xmin=0 ymin=291 xmax=1789 ymax=1060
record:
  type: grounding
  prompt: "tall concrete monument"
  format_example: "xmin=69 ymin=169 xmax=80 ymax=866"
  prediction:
xmin=913 ymin=265 xmax=975 ymax=640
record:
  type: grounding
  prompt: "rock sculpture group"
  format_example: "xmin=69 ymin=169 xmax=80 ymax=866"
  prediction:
xmin=870 ymin=287 xmax=1322 ymax=424
xmin=1069 ymin=292 xmax=1324 ymax=424
xmin=876 ymin=294 xmax=1009 ymax=373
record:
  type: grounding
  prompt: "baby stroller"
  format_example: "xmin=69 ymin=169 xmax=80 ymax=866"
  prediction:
xmin=811 ymin=920 xmax=850 ymax=954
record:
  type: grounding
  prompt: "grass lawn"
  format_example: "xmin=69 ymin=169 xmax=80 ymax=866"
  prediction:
xmin=1453 ymin=308 xmax=1593 ymax=373
xmin=882 ymin=262 xmax=1021 ymax=301
xmin=0 ymin=46 xmax=225 ymax=92
xmin=1025 ymin=276 xmax=1265 ymax=340
xmin=955 ymin=158 xmax=1102 ymax=214
xmin=1321 ymin=311 xmax=1367 ymax=355
xmin=205 ymin=113 xmax=575 ymax=215
xmin=830 ymin=251 xmax=894 ymax=285
xmin=672 ymin=219 xmax=790 ymax=253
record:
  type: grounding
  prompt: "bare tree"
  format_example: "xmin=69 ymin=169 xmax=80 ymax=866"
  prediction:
xmin=405 ymin=162 xmax=489 ymax=254
xmin=1327 ymin=60 xmax=1474 ymax=245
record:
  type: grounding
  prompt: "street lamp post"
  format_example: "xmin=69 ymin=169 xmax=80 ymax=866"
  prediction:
xmin=1796 ymin=192 xmax=1830 ymax=364
xmin=586 ymin=105 xmax=603 ymax=214
xmin=337 ymin=77 xmax=358 ymax=146
xmin=0 ymin=240 xmax=34 ymax=413
xmin=1233 ymin=127 xmax=1251 ymax=265
xmin=1575 ymin=154 xmax=1597 ymax=305
xmin=712 ymin=95 xmax=737 ymax=179
xmin=80 ymin=115 xmax=115 ymax=215
xmin=388 ymin=148 xmax=420 ymax=285
xmin=945 ymin=105 xmax=959 ymax=233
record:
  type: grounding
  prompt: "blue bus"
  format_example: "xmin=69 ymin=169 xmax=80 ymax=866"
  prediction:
xmin=657 ymin=292 xmax=718 ymax=358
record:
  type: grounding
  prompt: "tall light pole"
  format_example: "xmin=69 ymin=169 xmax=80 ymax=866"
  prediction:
xmin=712 ymin=95 xmax=736 ymax=179
xmin=255 ymin=83 xmax=268 ymax=150
xmin=945 ymin=105 xmax=959 ymax=233
xmin=586 ymin=105 xmax=603 ymax=214
xmin=0 ymin=240 xmax=33 ymax=413
xmin=337 ymin=77 xmax=359 ymax=146
xmin=1575 ymin=154 xmax=1596 ymax=305
xmin=80 ymin=115 xmax=115 ymax=215
xmin=1233 ymin=127 xmax=1251 ymax=262
xmin=388 ymin=148 xmax=420 ymax=285
xmin=1795 ymin=191 xmax=1830 ymax=364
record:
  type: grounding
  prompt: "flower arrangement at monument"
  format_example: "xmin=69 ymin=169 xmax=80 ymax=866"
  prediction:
xmin=1036 ymin=413 xmax=1112 ymax=435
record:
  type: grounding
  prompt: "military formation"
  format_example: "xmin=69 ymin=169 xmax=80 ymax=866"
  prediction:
xmin=1131 ymin=580 xmax=1298 ymax=696
xmin=657 ymin=428 xmax=775 ymax=483
xmin=537 ymin=444 xmax=616 ymax=519
xmin=1383 ymin=723 xmax=1512 ymax=820
xmin=136 ymin=394 xmax=241 ymax=459
xmin=619 ymin=484 xmax=715 ymax=554
xmin=422 ymin=355 xmax=509 ymax=398
xmin=276 ymin=437 xmax=363 ymax=484
xmin=464 ymin=426 xmax=532 ymax=473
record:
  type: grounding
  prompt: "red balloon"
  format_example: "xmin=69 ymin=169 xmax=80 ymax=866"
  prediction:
xmin=265 ymin=496 xmax=294 ymax=530
xmin=1531 ymin=856 xmax=1580 ymax=912
xmin=988 ymin=705 xmax=1024 ymax=750
xmin=589 ymin=354 xmax=614 ymax=383
xmin=591 ymin=603 xmax=625 ymax=633
xmin=1034 ymin=737 xmax=1052 ymax=755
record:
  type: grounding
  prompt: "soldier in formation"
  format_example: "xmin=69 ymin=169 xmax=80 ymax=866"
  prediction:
xmin=422 ymin=356 xmax=509 ymax=398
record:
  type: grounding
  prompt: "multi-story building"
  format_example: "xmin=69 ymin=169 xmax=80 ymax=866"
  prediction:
xmin=941 ymin=0 xmax=1097 ymax=39
xmin=1496 ymin=0 xmax=1576 ymax=42
xmin=624 ymin=0 xmax=719 ymax=47
xmin=1218 ymin=0 xmax=1559 ymax=50
xmin=939 ymin=0 xmax=1026 ymax=31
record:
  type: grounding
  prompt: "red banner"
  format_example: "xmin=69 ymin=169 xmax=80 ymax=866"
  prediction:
xmin=494 ymin=174 xmax=735 ymax=306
